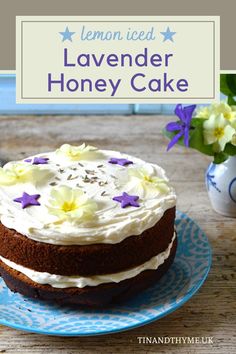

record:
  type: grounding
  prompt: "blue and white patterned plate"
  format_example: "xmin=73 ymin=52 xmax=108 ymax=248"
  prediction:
xmin=0 ymin=211 xmax=211 ymax=336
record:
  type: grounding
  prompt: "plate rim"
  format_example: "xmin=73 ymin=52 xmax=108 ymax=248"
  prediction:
xmin=0 ymin=211 xmax=212 ymax=336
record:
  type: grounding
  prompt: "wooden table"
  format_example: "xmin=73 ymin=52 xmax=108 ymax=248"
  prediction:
xmin=0 ymin=115 xmax=235 ymax=353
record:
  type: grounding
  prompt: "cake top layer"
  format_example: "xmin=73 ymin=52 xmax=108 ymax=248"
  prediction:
xmin=0 ymin=144 xmax=176 ymax=245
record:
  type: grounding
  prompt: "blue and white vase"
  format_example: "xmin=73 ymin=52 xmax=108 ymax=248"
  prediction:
xmin=205 ymin=156 xmax=236 ymax=217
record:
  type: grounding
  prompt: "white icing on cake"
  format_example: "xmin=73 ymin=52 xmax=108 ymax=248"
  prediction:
xmin=0 ymin=145 xmax=176 ymax=245
xmin=0 ymin=233 xmax=176 ymax=288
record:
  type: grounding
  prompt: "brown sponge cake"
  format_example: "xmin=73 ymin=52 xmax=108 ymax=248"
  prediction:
xmin=0 ymin=238 xmax=177 ymax=307
xmin=0 ymin=144 xmax=177 ymax=306
xmin=0 ymin=207 xmax=175 ymax=276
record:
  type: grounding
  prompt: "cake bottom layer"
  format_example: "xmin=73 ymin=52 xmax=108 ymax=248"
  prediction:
xmin=0 ymin=238 xmax=177 ymax=307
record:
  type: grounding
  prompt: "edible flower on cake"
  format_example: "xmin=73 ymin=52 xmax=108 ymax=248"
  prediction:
xmin=56 ymin=143 xmax=99 ymax=161
xmin=0 ymin=162 xmax=49 ymax=186
xmin=47 ymin=185 xmax=97 ymax=224
xmin=116 ymin=166 xmax=170 ymax=198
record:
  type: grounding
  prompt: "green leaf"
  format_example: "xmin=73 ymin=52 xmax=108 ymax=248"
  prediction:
xmin=226 ymin=74 xmax=236 ymax=95
xmin=220 ymin=74 xmax=233 ymax=96
xmin=191 ymin=117 xmax=206 ymax=127
xmin=220 ymin=74 xmax=236 ymax=103
xmin=227 ymin=95 xmax=236 ymax=105
xmin=213 ymin=152 xmax=229 ymax=164
xmin=224 ymin=143 xmax=236 ymax=156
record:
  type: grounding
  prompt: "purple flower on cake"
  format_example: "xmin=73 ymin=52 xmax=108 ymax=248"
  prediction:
xmin=13 ymin=192 xmax=41 ymax=209
xmin=113 ymin=192 xmax=140 ymax=208
xmin=109 ymin=157 xmax=133 ymax=166
xmin=165 ymin=104 xmax=196 ymax=151
xmin=25 ymin=157 xmax=49 ymax=165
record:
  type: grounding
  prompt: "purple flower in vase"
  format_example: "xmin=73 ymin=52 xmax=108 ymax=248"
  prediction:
xmin=166 ymin=104 xmax=196 ymax=151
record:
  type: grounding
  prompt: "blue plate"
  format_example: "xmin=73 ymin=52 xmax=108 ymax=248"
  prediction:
xmin=0 ymin=211 xmax=211 ymax=336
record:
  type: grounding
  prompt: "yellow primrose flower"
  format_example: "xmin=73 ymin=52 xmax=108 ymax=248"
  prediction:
xmin=47 ymin=185 xmax=97 ymax=223
xmin=214 ymin=102 xmax=236 ymax=121
xmin=231 ymin=134 xmax=236 ymax=146
xmin=0 ymin=162 xmax=36 ymax=185
xmin=196 ymin=105 xmax=212 ymax=119
xmin=203 ymin=114 xmax=236 ymax=152
xmin=197 ymin=102 xmax=236 ymax=122
xmin=126 ymin=167 xmax=170 ymax=198
xmin=56 ymin=143 xmax=98 ymax=161
xmin=229 ymin=116 xmax=236 ymax=130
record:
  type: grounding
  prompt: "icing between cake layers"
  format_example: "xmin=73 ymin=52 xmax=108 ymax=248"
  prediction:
xmin=0 ymin=233 xmax=176 ymax=288
xmin=0 ymin=145 xmax=176 ymax=245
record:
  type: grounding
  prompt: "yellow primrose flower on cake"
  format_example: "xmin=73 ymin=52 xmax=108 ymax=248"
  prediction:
xmin=56 ymin=143 xmax=98 ymax=161
xmin=47 ymin=185 xmax=97 ymax=223
xmin=124 ymin=167 xmax=170 ymax=198
xmin=203 ymin=114 xmax=236 ymax=152
xmin=0 ymin=162 xmax=36 ymax=186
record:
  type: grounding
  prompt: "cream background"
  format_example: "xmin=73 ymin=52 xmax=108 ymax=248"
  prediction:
xmin=16 ymin=16 xmax=220 ymax=103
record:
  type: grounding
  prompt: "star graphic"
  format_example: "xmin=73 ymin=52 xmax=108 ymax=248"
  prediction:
xmin=109 ymin=157 xmax=133 ymax=166
xmin=25 ymin=157 xmax=49 ymax=165
xmin=59 ymin=26 xmax=75 ymax=42
xmin=160 ymin=27 xmax=176 ymax=42
xmin=13 ymin=192 xmax=41 ymax=209
xmin=113 ymin=192 xmax=140 ymax=208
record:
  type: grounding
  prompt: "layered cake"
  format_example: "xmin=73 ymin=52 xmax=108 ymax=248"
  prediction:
xmin=0 ymin=144 xmax=176 ymax=306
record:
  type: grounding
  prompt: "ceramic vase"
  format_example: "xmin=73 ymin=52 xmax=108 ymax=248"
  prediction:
xmin=205 ymin=156 xmax=236 ymax=217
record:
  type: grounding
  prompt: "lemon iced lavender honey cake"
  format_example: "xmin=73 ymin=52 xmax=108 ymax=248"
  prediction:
xmin=0 ymin=144 xmax=176 ymax=306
